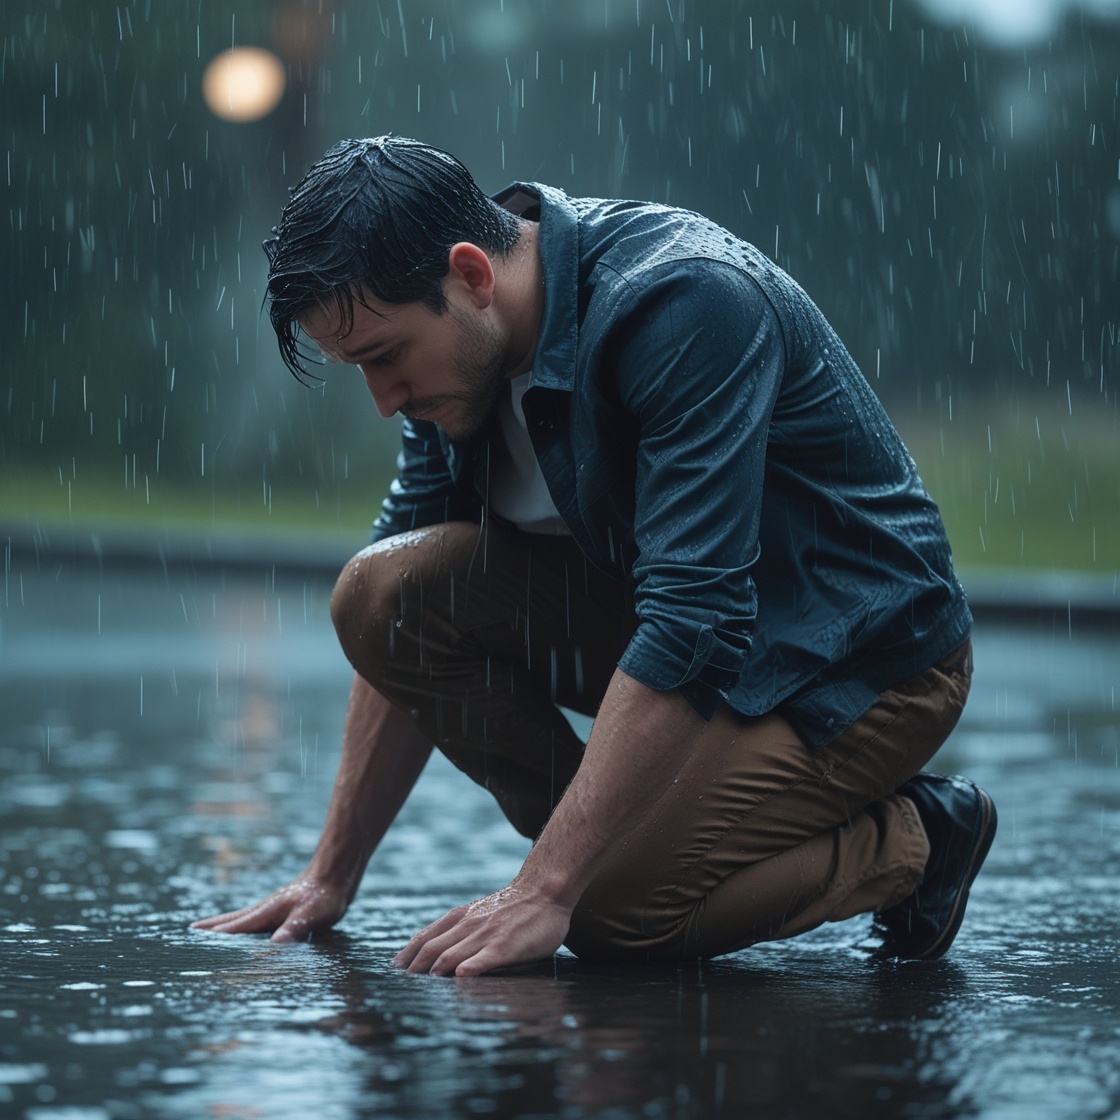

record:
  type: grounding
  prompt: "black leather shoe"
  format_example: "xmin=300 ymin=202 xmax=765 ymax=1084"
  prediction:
xmin=873 ymin=773 xmax=997 ymax=960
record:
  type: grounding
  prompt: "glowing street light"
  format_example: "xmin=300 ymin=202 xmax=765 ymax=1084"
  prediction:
xmin=201 ymin=47 xmax=287 ymax=122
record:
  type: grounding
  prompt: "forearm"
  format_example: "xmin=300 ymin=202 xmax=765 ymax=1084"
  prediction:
xmin=516 ymin=668 xmax=707 ymax=908
xmin=306 ymin=672 xmax=433 ymax=900
xmin=192 ymin=673 xmax=430 ymax=942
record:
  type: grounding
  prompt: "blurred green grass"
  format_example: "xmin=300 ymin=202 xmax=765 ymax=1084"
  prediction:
xmin=2 ymin=399 xmax=1116 ymax=573
xmin=0 ymin=465 xmax=390 ymax=549
xmin=895 ymin=398 xmax=1119 ymax=573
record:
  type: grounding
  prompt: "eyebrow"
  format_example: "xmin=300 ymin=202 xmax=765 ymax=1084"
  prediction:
xmin=334 ymin=338 xmax=395 ymax=363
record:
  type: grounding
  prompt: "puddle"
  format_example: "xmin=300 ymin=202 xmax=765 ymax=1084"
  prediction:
xmin=1 ymin=558 xmax=1119 ymax=1118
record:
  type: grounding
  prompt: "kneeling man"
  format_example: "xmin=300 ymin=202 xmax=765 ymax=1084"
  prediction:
xmin=194 ymin=136 xmax=996 ymax=975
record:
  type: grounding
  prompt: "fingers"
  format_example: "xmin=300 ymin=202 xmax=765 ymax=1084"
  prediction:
xmin=393 ymin=909 xmax=545 ymax=976
xmin=394 ymin=890 xmax=570 ymax=977
xmin=401 ymin=932 xmax=476 ymax=976
xmin=267 ymin=903 xmax=335 ymax=944
xmin=401 ymin=922 xmax=545 ymax=976
xmin=190 ymin=911 xmax=245 ymax=930
xmin=195 ymin=905 xmax=312 ymax=943
xmin=452 ymin=946 xmax=506 ymax=977
xmin=269 ymin=919 xmax=312 ymax=944
xmin=190 ymin=881 xmax=344 ymax=941
xmin=392 ymin=906 xmax=469 ymax=972
xmin=190 ymin=902 xmax=275 ymax=933
xmin=401 ymin=929 xmax=472 ymax=976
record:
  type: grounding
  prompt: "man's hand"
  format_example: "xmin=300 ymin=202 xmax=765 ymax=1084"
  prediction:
xmin=393 ymin=884 xmax=571 ymax=976
xmin=188 ymin=676 xmax=433 ymax=946
xmin=396 ymin=671 xmax=707 ymax=977
xmin=191 ymin=876 xmax=349 ymax=944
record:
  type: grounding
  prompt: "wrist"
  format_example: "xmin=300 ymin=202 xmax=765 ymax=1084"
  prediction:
xmin=515 ymin=854 xmax=584 ymax=912
xmin=305 ymin=849 xmax=367 ymax=899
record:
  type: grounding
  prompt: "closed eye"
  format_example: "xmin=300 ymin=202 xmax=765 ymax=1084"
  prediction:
xmin=362 ymin=346 xmax=400 ymax=367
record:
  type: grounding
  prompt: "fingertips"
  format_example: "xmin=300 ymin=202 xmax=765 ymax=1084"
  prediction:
xmin=195 ymin=920 xmax=238 ymax=934
xmin=405 ymin=939 xmax=462 ymax=976
xmin=394 ymin=907 xmax=469 ymax=971
xmin=391 ymin=946 xmax=416 ymax=969
xmin=191 ymin=904 xmax=264 ymax=930
xmin=453 ymin=954 xmax=489 ymax=977
xmin=395 ymin=943 xmax=435 ymax=973
xmin=270 ymin=926 xmax=303 ymax=945
xmin=190 ymin=912 xmax=237 ymax=929
xmin=192 ymin=914 xmax=267 ymax=936
xmin=190 ymin=918 xmax=233 ymax=932
xmin=392 ymin=930 xmax=428 ymax=969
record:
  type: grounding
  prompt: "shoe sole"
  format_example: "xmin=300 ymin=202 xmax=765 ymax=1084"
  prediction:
xmin=914 ymin=784 xmax=998 ymax=960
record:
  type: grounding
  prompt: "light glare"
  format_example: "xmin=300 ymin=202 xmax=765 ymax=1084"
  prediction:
xmin=202 ymin=47 xmax=286 ymax=122
xmin=912 ymin=0 xmax=1120 ymax=45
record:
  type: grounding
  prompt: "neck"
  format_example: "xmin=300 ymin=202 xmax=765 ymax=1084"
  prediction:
xmin=497 ymin=221 xmax=543 ymax=380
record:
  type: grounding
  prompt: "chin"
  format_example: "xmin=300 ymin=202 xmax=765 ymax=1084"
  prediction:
xmin=438 ymin=418 xmax=478 ymax=442
xmin=441 ymin=394 xmax=499 ymax=442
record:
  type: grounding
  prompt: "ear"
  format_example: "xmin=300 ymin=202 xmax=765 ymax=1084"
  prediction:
xmin=446 ymin=242 xmax=496 ymax=309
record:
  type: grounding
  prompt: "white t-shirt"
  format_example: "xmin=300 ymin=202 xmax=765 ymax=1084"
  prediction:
xmin=488 ymin=372 xmax=571 ymax=535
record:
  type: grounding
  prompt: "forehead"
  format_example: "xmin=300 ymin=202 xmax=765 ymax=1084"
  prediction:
xmin=298 ymin=290 xmax=438 ymax=348
xmin=298 ymin=293 xmax=384 ymax=344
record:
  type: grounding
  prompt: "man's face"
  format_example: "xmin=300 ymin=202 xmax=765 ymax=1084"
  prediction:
xmin=299 ymin=289 xmax=508 ymax=442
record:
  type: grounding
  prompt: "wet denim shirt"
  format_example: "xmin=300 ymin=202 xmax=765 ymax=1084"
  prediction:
xmin=371 ymin=183 xmax=972 ymax=750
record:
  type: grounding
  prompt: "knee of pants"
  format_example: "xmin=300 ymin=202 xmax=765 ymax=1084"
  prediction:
xmin=565 ymin=894 xmax=696 ymax=964
xmin=329 ymin=523 xmax=475 ymax=671
xmin=330 ymin=547 xmax=397 ymax=669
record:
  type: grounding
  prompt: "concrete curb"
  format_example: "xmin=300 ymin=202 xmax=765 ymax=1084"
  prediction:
xmin=955 ymin=567 xmax=1119 ymax=628
xmin=4 ymin=522 xmax=1118 ymax=625
xmin=3 ymin=522 xmax=355 ymax=578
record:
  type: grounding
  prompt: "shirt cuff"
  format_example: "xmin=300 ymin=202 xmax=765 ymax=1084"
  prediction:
xmin=617 ymin=619 xmax=746 ymax=721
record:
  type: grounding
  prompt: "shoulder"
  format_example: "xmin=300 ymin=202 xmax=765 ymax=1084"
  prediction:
xmin=522 ymin=180 xmax=783 ymax=298
xmin=588 ymin=255 xmax=787 ymax=373
xmin=563 ymin=199 xmax=784 ymax=327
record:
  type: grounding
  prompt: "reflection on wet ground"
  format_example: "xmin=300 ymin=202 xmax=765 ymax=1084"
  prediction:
xmin=1 ymin=550 xmax=1118 ymax=1119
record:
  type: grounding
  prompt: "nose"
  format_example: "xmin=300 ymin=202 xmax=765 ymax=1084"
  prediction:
xmin=360 ymin=365 xmax=408 ymax=418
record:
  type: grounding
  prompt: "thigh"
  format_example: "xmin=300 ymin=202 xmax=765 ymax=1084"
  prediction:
xmin=478 ymin=525 xmax=636 ymax=716
xmin=379 ymin=521 xmax=635 ymax=716
xmin=336 ymin=518 xmax=640 ymax=751
xmin=334 ymin=522 xmax=637 ymax=838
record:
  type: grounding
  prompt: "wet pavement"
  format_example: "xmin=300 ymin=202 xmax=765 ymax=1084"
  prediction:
xmin=1 ymin=541 xmax=1119 ymax=1120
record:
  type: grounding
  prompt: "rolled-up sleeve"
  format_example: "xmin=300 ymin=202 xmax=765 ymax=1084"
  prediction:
xmin=611 ymin=262 xmax=787 ymax=718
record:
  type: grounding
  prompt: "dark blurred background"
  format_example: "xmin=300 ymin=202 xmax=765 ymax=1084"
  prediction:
xmin=2 ymin=0 xmax=1117 ymax=570
xmin=2 ymin=13 xmax=1118 ymax=1115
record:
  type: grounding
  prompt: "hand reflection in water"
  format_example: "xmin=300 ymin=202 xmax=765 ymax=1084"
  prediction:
xmin=294 ymin=945 xmax=973 ymax=1118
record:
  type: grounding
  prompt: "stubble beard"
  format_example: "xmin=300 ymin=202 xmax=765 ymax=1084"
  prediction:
xmin=434 ymin=306 xmax=509 ymax=442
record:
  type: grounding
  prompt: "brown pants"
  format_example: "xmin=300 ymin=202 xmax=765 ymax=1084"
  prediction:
xmin=331 ymin=521 xmax=972 ymax=962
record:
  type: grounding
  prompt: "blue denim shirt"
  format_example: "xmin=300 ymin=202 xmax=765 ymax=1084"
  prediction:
xmin=372 ymin=183 xmax=972 ymax=749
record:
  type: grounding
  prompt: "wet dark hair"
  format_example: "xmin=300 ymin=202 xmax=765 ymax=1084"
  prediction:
xmin=263 ymin=135 xmax=522 ymax=382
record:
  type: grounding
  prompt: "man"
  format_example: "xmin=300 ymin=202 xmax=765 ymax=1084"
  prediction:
xmin=193 ymin=136 xmax=996 ymax=975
